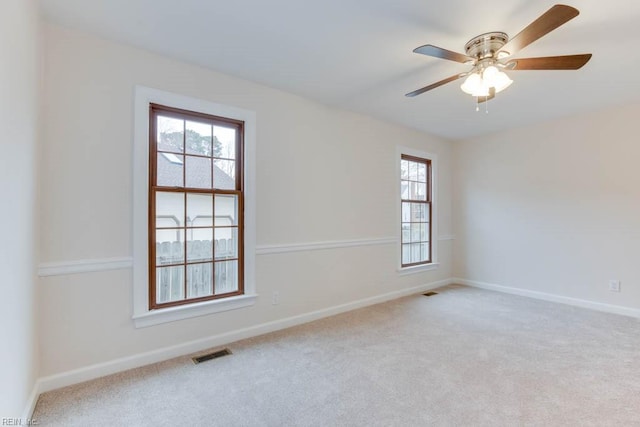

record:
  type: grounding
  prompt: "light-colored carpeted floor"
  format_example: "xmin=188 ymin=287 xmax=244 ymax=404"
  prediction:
xmin=33 ymin=285 xmax=640 ymax=426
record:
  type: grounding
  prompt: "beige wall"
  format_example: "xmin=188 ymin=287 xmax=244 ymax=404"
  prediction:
xmin=39 ymin=24 xmax=453 ymax=377
xmin=0 ymin=0 xmax=40 ymax=417
xmin=453 ymin=104 xmax=640 ymax=308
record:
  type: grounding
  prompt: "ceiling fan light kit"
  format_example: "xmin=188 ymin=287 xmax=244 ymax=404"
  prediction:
xmin=460 ymin=32 xmax=513 ymax=97
xmin=406 ymin=4 xmax=592 ymax=107
xmin=460 ymin=65 xmax=513 ymax=97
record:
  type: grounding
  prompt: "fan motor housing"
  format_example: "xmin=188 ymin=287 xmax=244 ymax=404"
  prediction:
xmin=464 ymin=32 xmax=509 ymax=59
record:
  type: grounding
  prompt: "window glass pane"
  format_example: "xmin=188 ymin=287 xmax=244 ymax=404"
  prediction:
xmin=215 ymin=227 xmax=238 ymax=260
xmin=410 ymin=182 xmax=427 ymax=201
xmin=157 ymin=116 xmax=183 ymax=153
xmin=411 ymin=203 xmax=424 ymax=221
xmin=402 ymin=223 xmax=410 ymax=243
xmin=215 ymin=194 xmax=238 ymax=226
xmin=418 ymin=182 xmax=427 ymax=200
xmin=157 ymin=153 xmax=183 ymax=187
xmin=214 ymin=125 xmax=236 ymax=159
xmin=187 ymin=228 xmax=213 ymax=262
xmin=215 ymin=260 xmax=238 ymax=294
xmin=402 ymin=202 xmax=411 ymax=222
xmin=402 ymin=244 xmax=411 ymax=265
xmin=421 ymin=243 xmax=429 ymax=261
xmin=400 ymin=160 xmax=409 ymax=179
xmin=187 ymin=193 xmax=213 ymax=227
xmin=187 ymin=263 xmax=213 ymax=298
xmin=155 ymin=229 xmax=184 ymax=265
xmin=160 ymin=152 xmax=183 ymax=165
xmin=411 ymin=243 xmax=421 ymax=263
xmin=409 ymin=161 xmax=418 ymax=180
xmin=156 ymin=265 xmax=184 ymax=304
xmin=411 ymin=223 xmax=421 ymax=242
xmin=421 ymin=223 xmax=429 ymax=241
xmin=417 ymin=163 xmax=427 ymax=183
xmin=214 ymin=159 xmax=236 ymax=190
xmin=185 ymin=155 xmax=212 ymax=189
xmin=409 ymin=182 xmax=418 ymax=200
xmin=185 ymin=121 xmax=212 ymax=156
xmin=156 ymin=192 xmax=184 ymax=228
xmin=400 ymin=180 xmax=409 ymax=200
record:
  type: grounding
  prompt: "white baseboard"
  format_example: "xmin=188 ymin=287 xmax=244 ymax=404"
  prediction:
xmin=454 ymin=277 xmax=640 ymax=319
xmin=37 ymin=278 xmax=452 ymax=394
xmin=22 ymin=380 xmax=41 ymax=422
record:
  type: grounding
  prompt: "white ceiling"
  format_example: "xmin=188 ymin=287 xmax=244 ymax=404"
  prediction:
xmin=39 ymin=0 xmax=640 ymax=140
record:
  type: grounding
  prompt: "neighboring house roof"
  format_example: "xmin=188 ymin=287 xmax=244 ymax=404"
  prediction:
xmin=158 ymin=153 xmax=235 ymax=189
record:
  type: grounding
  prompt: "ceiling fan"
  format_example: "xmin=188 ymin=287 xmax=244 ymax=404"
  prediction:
xmin=406 ymin=4 xmax=592 ymax=103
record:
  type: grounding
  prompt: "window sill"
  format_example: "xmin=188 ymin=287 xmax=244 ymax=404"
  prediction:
xmin=397 ymin=262 xmax=440 ymax=276
xmin=133 ymin=294 xmax=257 ymax=328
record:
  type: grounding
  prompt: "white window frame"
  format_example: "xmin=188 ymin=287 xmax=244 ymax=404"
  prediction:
xmin=396 ymin=146 xmax=439 ymax=274
xmin=132 ymin=86 xmax=257 ymax=328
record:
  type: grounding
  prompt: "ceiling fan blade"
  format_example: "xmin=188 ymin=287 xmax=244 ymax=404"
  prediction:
xmin=413 ymin=44 xmax=473 ymax=64
xmin=405 ymin=74 xmax=465 ymax=97
xmin=499 ymin=4 xmax=580 ymax=57
xmin=477 ymin=87 xmax=496 ymax=104
xmin=509 ymin=54 xmax=592 ymax=70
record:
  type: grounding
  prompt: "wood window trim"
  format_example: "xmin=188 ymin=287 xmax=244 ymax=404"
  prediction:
xmin=149 ymin=103 xmax=245 ymax=310
xmin=400 ymin=154 xmax=432 ymax=268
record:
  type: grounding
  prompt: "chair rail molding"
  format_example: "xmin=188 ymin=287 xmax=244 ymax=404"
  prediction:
xmin=38 ymin=235 xmax=454 ymax=276
xmin=255 ymin=237 xmax=396 ymax=256
xmin=38 ymin=257 xmax=134 ymax=277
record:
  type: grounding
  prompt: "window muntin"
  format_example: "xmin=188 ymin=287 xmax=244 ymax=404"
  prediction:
xmin=400 ymin=155 xmax=432 ymax=267
xmin=149 ymin=104 xmax=244 ymax=309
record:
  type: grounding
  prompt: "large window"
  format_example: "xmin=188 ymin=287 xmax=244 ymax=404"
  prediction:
xmin=133 ymin=87 xmax=256 ymax=328
xmin=149 ymin=104 xmax=244 ymax=309
xmin=400 ymin=154 xmax=432 ymax=267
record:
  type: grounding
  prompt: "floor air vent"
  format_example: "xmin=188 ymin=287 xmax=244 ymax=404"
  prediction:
xmin=423 ymin=291 xmax=438 ymax=297
xmin=192 ymin=348 xmax=232 ymax=364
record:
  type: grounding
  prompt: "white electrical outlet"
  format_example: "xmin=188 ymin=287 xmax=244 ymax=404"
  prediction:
xmin=272 ymin=291 xmax=280 ymax=305
xmin=609 ymin=280 xmax=621 ymax=292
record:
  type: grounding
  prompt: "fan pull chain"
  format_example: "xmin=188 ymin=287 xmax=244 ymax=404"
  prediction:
xmin=474 ymin=96 xmax=490 ymax=113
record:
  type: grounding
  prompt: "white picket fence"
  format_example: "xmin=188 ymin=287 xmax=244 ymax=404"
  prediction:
xmin=156 ymin=239 xmax=237 ymax=303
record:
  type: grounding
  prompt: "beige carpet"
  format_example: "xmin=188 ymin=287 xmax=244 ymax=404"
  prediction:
xmin=33 ymin=285 xmax=640 ymax=426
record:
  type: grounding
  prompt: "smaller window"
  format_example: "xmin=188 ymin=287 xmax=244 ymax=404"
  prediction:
xmin=400 ymin=154 xmax=432 ymax=267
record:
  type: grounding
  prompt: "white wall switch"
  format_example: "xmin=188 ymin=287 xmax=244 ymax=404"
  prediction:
xmin=609 ymin=280 xmax=621 ymax=292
